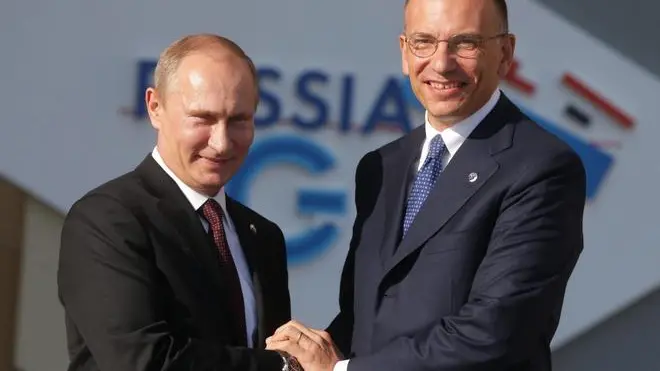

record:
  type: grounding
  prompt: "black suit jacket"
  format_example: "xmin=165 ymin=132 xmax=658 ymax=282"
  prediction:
xmin=327 ymin=94 xmax=586 ymax=371
xmin=58 ymin=155 xmax=291 ymax=371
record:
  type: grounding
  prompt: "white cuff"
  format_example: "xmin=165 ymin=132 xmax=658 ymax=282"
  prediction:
xmin=333 ymin=359 xmax=349 ymax=371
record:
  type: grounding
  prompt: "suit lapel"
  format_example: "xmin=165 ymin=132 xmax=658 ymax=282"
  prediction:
xmin=384 ymin=139 xmax=499 ymax=273
xmin=382 ymin=95 xmax=517 ymax=276
xmin=136 ymin=156 xmax=231 ymax=300
xmin=378 ymin=127 xmax=426 ymax=264
xmin=225 ymin=198 xmax=266 ymax=348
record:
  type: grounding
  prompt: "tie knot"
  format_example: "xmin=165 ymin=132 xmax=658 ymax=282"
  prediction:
xmin=200 ymin=198 xmax=224 ymax=221
xmin=427 ymin=134 xmax=446 ymax=160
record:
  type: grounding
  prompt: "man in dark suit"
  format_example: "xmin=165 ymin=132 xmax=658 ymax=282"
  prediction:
xmin=58 ymin=34 xmax=298 ymax=370
xmin=265 ymin=0 xmax=586 ymax=370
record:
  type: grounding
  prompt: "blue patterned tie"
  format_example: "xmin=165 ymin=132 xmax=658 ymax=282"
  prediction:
xmin=402 ymin=134 xmax=446 ymax=237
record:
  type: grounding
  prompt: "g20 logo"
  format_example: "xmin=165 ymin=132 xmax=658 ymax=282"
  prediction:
xmin=225 ymin=136 xmax=347 ymax=265
xmin=131 ymin=58 xmax=633 ymax=265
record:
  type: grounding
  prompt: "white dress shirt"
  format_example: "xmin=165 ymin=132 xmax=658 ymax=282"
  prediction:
xmin=152 ymin=148 xmax=257 ymax=348
xmin=416 ymin=88 xmax=501 ymax=172
xmin=333 ymin=89 xmax=500 ymax=371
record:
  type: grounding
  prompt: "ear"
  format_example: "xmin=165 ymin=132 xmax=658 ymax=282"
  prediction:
xmin=399 ymin=34 xmax=410 ymax=76
xmin=497 ymin=34 xmax=517 ymax=78
xmin=145 ymin=87 xmax=163 ymax=130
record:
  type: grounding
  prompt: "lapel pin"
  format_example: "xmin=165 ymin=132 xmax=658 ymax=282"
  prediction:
xmin=468 ymin=172 xmax=478 ymax=183
xmin=249 ymin=224 xmax=257 ymax=234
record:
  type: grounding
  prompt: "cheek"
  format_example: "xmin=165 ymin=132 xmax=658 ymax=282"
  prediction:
xmin=457 ymin=60 xmax=480 ymax=81
xmin=181 ymin=125 xmax=211 ymax=152
xmin=409 ymin=61 xmax=429 ymax=96
xmin=410 ymin=58 xmax=427 ymax=78
xmin=476 ymin=53 xmax=503 ymax=80
xmin=233 ymin=126 xmax=254 ymax=152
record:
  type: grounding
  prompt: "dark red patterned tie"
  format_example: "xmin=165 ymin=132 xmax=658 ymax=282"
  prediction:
xmin=200 ymin=199 xmax=247 ymax=346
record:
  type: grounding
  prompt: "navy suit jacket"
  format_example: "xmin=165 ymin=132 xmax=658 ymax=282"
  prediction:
xmin=327 ymin=94 xmax=586 ymax=371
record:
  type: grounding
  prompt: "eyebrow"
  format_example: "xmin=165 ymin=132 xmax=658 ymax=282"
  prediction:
xmin=187 ymin=109 xmax=219 ymax=120
xmin=227 ymin=113 xmax=253 ymax=121
xmin=407 ymin=32 xmax=436 ymax=38
xmin=187 ymin=109 xmax=252 ymax=121
xmin=408 ymin=32 xmax=484 ymax=39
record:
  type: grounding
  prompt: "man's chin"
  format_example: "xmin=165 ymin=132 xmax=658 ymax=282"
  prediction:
xmin=193 ymin=175 xmax=228 ymax=196
xmin=426 ymin=103 xmax=466 ymax=124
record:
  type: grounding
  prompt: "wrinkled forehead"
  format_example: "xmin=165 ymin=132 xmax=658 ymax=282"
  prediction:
xmin=404 ymin=0 xmax=502 ymax=36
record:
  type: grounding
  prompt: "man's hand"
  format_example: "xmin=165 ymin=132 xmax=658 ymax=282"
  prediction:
xmin=266 ymin=320 xmax=343 ymax=371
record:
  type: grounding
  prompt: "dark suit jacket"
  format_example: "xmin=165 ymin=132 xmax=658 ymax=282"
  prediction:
xmin=58 ymin=155 xmax=291 ymax=371
xmin=327 ymin=94 xmax=586 ymax=371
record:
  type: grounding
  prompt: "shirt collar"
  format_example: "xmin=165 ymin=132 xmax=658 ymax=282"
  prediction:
xmin=424 ymin=88 xmax=501 ymax=156
xmin=151 ymin=147 xmax=227 ymax=213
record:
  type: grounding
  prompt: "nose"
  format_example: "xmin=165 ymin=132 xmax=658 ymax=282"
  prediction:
xmin=208 ymin=123 xmax=232 ymax=154
xmin=428 ymin=43 xmax=458 ymax=74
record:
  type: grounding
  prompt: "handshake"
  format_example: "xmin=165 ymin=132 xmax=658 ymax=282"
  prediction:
xmin=266 ymin=320 xmax=344 ymax=371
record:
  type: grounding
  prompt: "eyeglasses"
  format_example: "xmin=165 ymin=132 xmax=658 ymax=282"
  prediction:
xmin=403 ymin=32 xmax=509 ymax=59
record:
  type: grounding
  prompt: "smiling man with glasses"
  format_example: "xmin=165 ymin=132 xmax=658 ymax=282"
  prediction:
xmin=266 ymin=1 xmax=587 ymax=370
xmin=403 ymin=32 xmax=510 ymax=60
xmin=399 ymin=0 xmax=514 ymax=131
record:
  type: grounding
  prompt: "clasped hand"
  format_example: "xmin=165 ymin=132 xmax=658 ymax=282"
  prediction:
xmin=266 ymin=320 xmax=343 ymax=371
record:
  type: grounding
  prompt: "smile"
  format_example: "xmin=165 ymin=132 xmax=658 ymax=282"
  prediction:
xmin=426 ymin=81 xmax=467 ymax=90
xmin=200 ymin=156 xmax=231 ymax=165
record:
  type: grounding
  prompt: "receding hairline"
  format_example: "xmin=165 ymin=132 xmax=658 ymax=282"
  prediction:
xmin=153 ymin=33 xmax=258 ymax=96
xmin=403 ymin=0 xmax=509 ymax=32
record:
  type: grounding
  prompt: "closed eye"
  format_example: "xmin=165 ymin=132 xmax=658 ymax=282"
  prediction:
xmin=228 ymin=114 xmax=253 ymax=125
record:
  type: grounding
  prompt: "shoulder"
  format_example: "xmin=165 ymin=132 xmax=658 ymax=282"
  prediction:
xmin=378 ymin=125 xmax=424 ymax=157
xmin=500 ymin=102 xmax=585 ymax=177
xmin=65 ymin=169 xmax=149 ymax=222
xmin=520 ymin=124 xmax=583 ymax=170
xmin=355 ymin=125 xmax=424 ymax=175
xmin=60 ymin=170 xmax=153 ymax=260
xmin=515 ymin=118 xmax=577 ymax=157
xmin=496 ymin=111 xmax=587 ymax=200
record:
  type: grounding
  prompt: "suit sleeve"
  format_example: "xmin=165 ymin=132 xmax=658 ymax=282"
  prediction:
xmin=272 ymin=221 xmax=293 ymax=326
xmin=347 ymin=151 xmax=587 ymax=371
xmin=327 ymin=151 xmax=379 ymax=355
xmin=57 ymin=194 xmax=283 ymax=371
